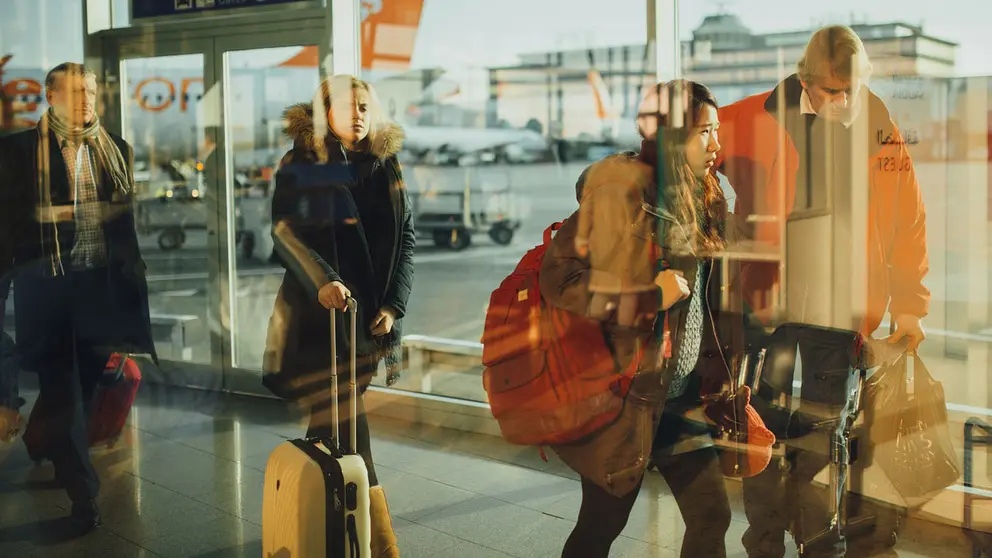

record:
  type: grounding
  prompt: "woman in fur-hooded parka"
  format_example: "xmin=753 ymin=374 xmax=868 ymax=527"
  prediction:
xmin=263 ymin=75 xmax=414 ymax=425
xmin=263 ymin=75 xmax=413 ymax=558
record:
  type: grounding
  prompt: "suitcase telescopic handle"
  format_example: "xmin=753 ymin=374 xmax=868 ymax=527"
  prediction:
xmin=330 ymin=297 xmax=359 ymax=455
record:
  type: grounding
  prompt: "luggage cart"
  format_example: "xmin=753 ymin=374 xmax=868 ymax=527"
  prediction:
xmin=136 ymin=196 xmax=262 ymax=256
xmin=796 ymin=365 xmax=868 ymax=555
xmin=409 ymin=187 xmax=520 ymax=250
xmin=405 ymin=164 xmax=522 ymax=251
xmin=745 ymin=324 xmax=901 ymax=556
xmin=135 ymin=197 xmax=207 ymax=251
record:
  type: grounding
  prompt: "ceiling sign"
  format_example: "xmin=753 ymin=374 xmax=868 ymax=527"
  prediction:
xmin=132 ymin=0 xmax=312 ymax=20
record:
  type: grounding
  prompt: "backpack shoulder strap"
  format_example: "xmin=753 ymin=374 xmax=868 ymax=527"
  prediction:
xmin=543 ymin=220 xmax=566 ymax=245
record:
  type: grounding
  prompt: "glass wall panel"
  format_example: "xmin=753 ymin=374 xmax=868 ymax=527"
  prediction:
xmin=122 ymin=53 xmax=210 ymax=363
xmin=223 ymin=46 xmax=320 ymax=370
xmin=0 ymin=0 xmax=85 ymax=335
xmin=680 ymin=2 xmax=992 ymax=550
xmin=2 ymin=0 xmax=992 ymax=556
xmin=358 ymin=0 xmax=654 ymax=401
xmin=679 ymin=3 xmax=992 ymax=403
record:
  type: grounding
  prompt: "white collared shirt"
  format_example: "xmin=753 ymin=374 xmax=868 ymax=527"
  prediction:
xmin=800 ymin=89 xmax=856 ymax=129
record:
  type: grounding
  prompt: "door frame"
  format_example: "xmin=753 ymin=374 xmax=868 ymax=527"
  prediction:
xmin=213 ymin=31 xmax=325 ymax=395
xmin=91 ymin=15 xmax=326 ymax=394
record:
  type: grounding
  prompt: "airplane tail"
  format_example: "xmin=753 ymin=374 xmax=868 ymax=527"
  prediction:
xmin=588 ymin=69 xmax=620 ymax=141
xmin=278 ymin=0 xmax=425 ymax=71
xmin=361 ymin=0 xmax=425 ymax=71
xmin=588 ymin=69 xmax=617 ymax=121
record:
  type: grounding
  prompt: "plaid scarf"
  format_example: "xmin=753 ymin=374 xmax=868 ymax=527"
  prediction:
xmin=36 ymin=110 xmax=133 ymax=275
xmin=42 ymin=109 xmax=130 ymax=195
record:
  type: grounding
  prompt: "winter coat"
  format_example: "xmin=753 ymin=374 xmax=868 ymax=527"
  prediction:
xmin=574 ymin=154 xmax=658 ymax=298
xmin=262 ymin=103 xmax=414 ymax=402
xmin=539 ymin=151 xmax=763 ymax=491
xmin=0 ymin=126 xmax=156 ymax=364
xmin=715 ymin=74 xmax=930 ymax=333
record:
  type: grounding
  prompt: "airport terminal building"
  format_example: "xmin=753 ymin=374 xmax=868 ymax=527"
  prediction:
xmin=487 ymin=13 xmax=960 ymax=142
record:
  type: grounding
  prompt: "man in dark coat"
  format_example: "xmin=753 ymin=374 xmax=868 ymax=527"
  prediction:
xmin=0 ymin=62 xmax=155 ymax=533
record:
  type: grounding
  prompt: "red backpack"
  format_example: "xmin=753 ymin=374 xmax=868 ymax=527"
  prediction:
xmin=481 ymin=221 xmax=668 ymax=446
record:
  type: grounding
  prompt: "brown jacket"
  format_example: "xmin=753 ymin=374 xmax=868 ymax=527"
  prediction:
xmin=539 ymin=154 xmax=762 ymax=494
xmin=574 ymin=154 xmax=657 ymax=296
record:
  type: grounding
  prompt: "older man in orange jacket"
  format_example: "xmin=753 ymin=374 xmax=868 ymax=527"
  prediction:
xmin=716 ymin=27 xmax=929 ymax=346
xmin=714 ymin=26 xmax=929 ymax=557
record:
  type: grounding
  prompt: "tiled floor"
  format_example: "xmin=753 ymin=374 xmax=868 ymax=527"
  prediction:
xmin=0 ymin=382 xmax=986 ymax=557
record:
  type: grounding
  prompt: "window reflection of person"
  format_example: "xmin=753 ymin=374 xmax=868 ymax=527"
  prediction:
xmin=264 ymin=75 xmax=413 ymax=558
xmin=715 ymin=26 xmax=930 ymax=558
xmin=544 ymin=81 xmax=754 ymax=558
xmin=0 ymin=62 xmax=155 ymax=534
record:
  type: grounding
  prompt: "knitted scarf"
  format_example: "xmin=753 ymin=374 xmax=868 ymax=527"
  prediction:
xmin=36 ymin=110 xmax=133 ymax=275
xmin=42 ymin=109 xmax=131 ymax=195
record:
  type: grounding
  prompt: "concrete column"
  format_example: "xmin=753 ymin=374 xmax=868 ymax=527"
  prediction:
xmin=961 ymin=79 xmax=989 ymax=411
xmin=82 ymin=0 xmax=121 ymax=136
xmin=83 ymin=0 xmax=113 ymax=36
xmin=649 ymin=0 xmax=681 ymax=81
xmin=329 ymin=0 xmax=360 ymax=77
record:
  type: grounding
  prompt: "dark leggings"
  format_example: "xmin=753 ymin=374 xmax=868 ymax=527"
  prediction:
xmin=561 ymin=446 xmax=732 ymax=558
xmin=306 ymin=383 xmax=379 ymax=486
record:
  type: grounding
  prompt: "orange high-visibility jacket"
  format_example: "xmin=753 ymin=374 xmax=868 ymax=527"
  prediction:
xmin=714 ymin=75 xmax=930 ymax=334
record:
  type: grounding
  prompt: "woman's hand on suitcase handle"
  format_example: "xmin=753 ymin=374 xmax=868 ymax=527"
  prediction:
xmin=655 ymin=269 xmax=690 ymax=311
xmin=371 ymin=307 xmax=396 ymax=337
xmin=318 ymin=281 xmax=351 ymax=310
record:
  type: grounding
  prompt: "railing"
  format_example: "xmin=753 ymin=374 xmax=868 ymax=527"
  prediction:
xmin=402 ymin=335 xmax=482 ymax=393
xmin=4 ymin=307 xmax=197 ymax=362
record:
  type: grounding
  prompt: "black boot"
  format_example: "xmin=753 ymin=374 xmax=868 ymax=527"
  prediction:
xmin=70 ymin=499 xmax=102 ymax=533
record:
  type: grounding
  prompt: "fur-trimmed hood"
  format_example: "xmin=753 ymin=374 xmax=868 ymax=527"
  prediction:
xmin=282 ymin=102 xmax=405 ymax=160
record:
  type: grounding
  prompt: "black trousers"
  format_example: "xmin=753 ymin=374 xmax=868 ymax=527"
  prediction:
xmin=306 ymin=381 xmax=379 ymax=486
xmin=561 ymin=445 xmax=732 ymax=558
xmin=15 ymin=266 xmax=117 ymax=503
xmin=741 ymin=432 xmax=846 ymax=558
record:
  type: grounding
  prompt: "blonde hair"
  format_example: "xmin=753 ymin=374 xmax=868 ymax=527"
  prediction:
xmin=797 ymin=25 xmax=873 ymax=84
xmin=310 ymin=74 xmax=388 ymax=156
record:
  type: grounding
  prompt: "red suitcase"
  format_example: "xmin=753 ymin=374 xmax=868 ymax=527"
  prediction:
xmin=24 ymin=354 xmax=141 ymax=461
xmin=88 ymin=354 xmax=141 ymax=447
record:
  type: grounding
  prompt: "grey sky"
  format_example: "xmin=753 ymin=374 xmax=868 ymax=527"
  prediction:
xmin=1 ymin=0 xmax=990 ymax=76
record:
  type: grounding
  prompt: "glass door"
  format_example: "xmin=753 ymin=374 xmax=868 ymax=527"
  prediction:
xmin=213 ymin=33 xmax=324 ymax=393
xmin=98 ymin=18 xmax=324 ymax=394
xmin=112 ymin=38 xmax=226 ymax=386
